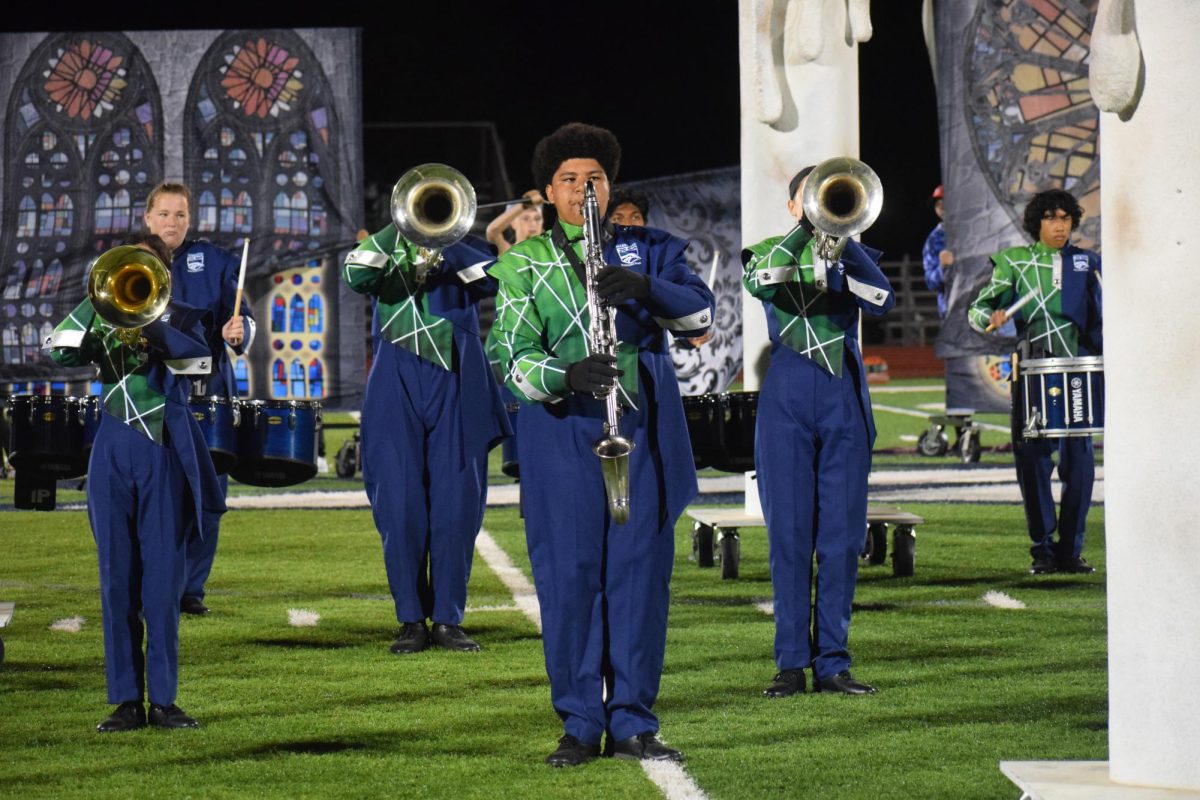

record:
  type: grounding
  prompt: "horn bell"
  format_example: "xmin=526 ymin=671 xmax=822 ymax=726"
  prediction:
xmin=88 ymin=245 xmax=172 ymax=330
xmin=801 ymin=157 xmax=883 ymax=240
xmin=390 ymin=163 xmax=478 ymax=249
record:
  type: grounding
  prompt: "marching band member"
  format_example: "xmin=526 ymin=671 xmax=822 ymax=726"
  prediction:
xmin=343 ymin=207 xmax=509 ymax=655
xmin=743 ymin=165 xmax=894 ymax=699
xmin=489 ymin=123 xmax=713 ymax=766
xmin=46 ymin=234 xmax=222 ymax=731
xmin=969 ymin=188 xmax=1103 ymax=575
xmin=142 ymin=182 xmax=255 ymax=616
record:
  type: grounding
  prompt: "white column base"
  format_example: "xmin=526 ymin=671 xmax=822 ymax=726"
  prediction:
xmin=1001 ymin=761 xmax=1200 ymax=800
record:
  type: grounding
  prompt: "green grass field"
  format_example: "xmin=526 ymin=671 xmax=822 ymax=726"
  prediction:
xmin=0 ymin=499 xmax=1107 ymax=799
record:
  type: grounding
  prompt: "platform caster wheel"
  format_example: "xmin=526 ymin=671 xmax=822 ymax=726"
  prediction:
xmin=917 ymin=427 xmax=949 ymax=457
xmin=863 ymin=523 xmax=888 ymax=566
xmin=892 ymin=526 xmax=916 ymax=577
xmin=719 ymin=531 xmax=740 ymax=580
xmin=693 ymin=523 xmax=715 ymax=568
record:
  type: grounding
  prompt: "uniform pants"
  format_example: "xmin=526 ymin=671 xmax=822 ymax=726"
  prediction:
xmin=756 ymin=353 xmax=871 ymax=680
xmin=87 ymin=415 xmax=189 ymax=706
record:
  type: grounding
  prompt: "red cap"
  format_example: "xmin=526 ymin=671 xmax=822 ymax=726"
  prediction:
xmin=931 ymin=184 xmax=944 ymax=200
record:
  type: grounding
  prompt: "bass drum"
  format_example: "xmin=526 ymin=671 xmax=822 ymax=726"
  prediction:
xmin=231 ymin=400 xmax=322 ymax=487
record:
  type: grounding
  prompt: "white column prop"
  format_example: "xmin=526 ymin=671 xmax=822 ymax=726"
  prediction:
xmin=1095 ymin=0 xmax=1200 ymax=790
xmin=738 ymin=0 xmax=867 ymax=510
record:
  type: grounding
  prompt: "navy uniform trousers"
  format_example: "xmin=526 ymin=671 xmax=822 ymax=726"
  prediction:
xmin=361 ymin=342 xmax=488 ymax=626
xmin=756 ymin=347 xmax=871 ymax=681
xmin=519 ymin=381 xmax=674 ymax=746
xmin=1010 ymin=377 xmax=1094 ymax=560
xmin=88 ymin=413 xmax=192 ymax=706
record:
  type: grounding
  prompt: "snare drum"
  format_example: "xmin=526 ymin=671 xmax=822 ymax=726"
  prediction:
xmin=189 ymin=396 xmax=240 ymax=475
xmin=1020 ymin=356 xmax=1104 ymax=438
xmin=682 ymin=393 xmax=723 ymax=470
xmin=231 ymin=399 xmax=322 ymax=487
xmin=711 ymin=391 xmax=758 ymax=473
xmin=7 ymin=395 xmax=88 ymax=478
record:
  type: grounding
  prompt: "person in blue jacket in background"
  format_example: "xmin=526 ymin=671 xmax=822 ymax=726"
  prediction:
xmin=142 ymin=182 xmax=254 ymax=616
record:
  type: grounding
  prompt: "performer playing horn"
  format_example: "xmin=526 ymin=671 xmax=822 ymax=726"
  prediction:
xmin=46 ymin=235 xmax=221 ymax=731
xmin=343 ymin=165 xmax=509 ymax=655
xmin=743 ymin=163 xmax=894 ymax=699
xmin=969 ymin=188 xmax=1103 ymax=575
xmin=488 ymin=122 xmax=713 ymax=767
xmin=142 ymin=181 xmax=256 ymax=617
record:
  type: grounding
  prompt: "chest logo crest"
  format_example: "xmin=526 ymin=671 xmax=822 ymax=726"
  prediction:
xmin=615 ymin=243 xmax=642 ymax=266
xmin=186 ymin=253 xmax=205 ymax=273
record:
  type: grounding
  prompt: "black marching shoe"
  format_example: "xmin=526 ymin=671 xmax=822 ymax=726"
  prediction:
xmin=96 ymin=701 xmax=146 ymax=733
xmin=430 ymin=623 xmax=481 ymax=652
xmin=148 ymin=703 xmax=199 ymax=729
xmin=763 ymin=668 xmax=806 ymax=698
xmin=1058 ymin=556 xmax=1096 ymax=574
xmin=609 ymin=732 xmax=684 ymax=762
xmin=180 ymin=595 xmax=210 ymax=616
xmin=814 ymin=671 xmax=876 ymax=695
xmin=546 ymin=734 xmax=601 ymax=767
xmin=390 ymin=621 xmax=430 ymax=654
xmin=1029 ymin=555 xmax=1058 ymax=575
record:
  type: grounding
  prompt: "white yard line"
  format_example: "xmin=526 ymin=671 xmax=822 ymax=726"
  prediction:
xmin=474 ymin=528 xmax=709 ymax=800
xmin=872 ymin=403 xmax=1011 ymax=433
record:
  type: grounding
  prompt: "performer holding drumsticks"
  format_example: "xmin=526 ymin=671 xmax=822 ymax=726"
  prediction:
xmin=141 ymin=182 xmax=256 ymax=616
xmin=968 ymin=188 xmax=1103 ymax=575
xmin=743 ymin=161 xmax=894 ymax=700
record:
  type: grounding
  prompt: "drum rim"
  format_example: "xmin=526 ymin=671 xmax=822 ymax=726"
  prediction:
xmin=1021 ymin=355 xmax=1104 ymax=372
xmin=1026 ymin=428 xmax=1104 ymax=437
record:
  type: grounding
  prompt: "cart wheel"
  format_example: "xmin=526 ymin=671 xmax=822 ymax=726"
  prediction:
xmin=892 ymin=526 xmax=916 ymax=577
xmin=917 ymin=427 xmax=949 ymax=457
xmin=960 ymin=429 xmax=982 ymax=464
xmin=335 ymin=441 xmax=357 ymax=478
xmin=693 ymin=523 xmax=715 ymax=568
xmin=863 ymin=523 xmax=888 ymax=566
xmin=719 ymin=531 xmax=740 ymax=580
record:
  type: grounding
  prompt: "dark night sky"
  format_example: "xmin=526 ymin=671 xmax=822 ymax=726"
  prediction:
xmin=9 ymin=1 xmax=941 ymax=257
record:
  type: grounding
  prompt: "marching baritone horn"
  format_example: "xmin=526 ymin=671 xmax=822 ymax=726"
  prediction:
xmin=801 ymin=157 xmax=884 ymax=263
xmin=88 ymin=244 xmax=172 ymax=346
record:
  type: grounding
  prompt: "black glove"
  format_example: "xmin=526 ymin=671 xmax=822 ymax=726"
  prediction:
xmin=566 ymin=353 xmax=622 ymax=394
xmin=596 ymin=266 xmax=650 ymax=304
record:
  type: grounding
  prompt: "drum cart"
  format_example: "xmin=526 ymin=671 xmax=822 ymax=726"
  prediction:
xmin=917 ymin=408 xmax=982 ymax=464
xmin=688 ymin=505 xmax=926 ymax=579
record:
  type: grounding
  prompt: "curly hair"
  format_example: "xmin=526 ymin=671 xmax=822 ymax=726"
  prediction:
xmin=124 ymin=231 xmax=174 ymax=263
xmin=608 ymin=187 xmax=650 ymax=220
xmin=531 ymin=123 xmax=621 ymax=191
xmin=1022 ymin=188 xmax=1083 ymax=241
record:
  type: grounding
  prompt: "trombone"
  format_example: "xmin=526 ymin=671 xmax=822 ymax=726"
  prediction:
xmin=801 ymin=157 xmax=883 ymax=262
xmin=88 ymin=245 xmax=172 ymax=346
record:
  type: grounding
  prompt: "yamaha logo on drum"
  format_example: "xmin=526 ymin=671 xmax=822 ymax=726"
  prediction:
xmin=42 ymin=412 xmax=55 ymax=422
xmin=1070 ymin=377 xmax=1085 ymax=423
xmin=268 ymin=416 xmax=283 ymax=426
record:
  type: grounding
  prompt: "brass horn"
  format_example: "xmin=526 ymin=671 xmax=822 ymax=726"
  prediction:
xmin=390 ymin=163 xmax=478 ymax=249
xmin=801 ymin=157 xmax=883 ymax=262
xmin=88 ymin=245 xmax=171 ymax=345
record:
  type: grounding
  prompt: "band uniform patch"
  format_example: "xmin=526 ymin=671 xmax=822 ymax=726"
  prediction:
xmin=1072 ymin=254 xmax=1089 ymax=272
xmin=615 ymin=243 xmax=641 ymax=266
xmin=187 ymin=253 xmax=205 ymax=273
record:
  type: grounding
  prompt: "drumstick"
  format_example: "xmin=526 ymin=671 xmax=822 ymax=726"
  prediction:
xmin=236 ymin=239 xmax=253 ymax=323
xmin=985 ymin=287 xmax=1040 ymax=333
xmin=706 ymin=248 xmax=722 ymax=288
